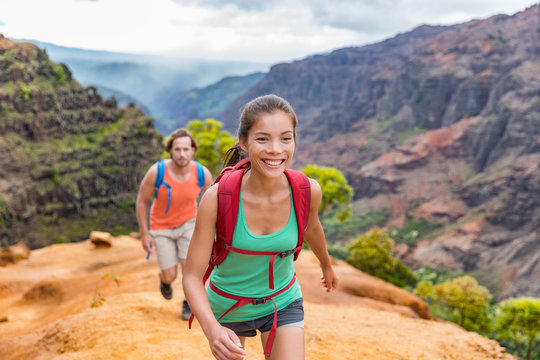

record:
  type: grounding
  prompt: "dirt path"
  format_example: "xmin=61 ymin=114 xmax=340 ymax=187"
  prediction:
xmin=0 ymin=236 xmax=513 ymax=360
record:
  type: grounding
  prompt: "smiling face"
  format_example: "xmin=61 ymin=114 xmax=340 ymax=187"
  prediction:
xmin=239 ymin=110 xmax=296 ymax=178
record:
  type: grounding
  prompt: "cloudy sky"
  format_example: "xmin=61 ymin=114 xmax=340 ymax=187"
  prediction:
xmin=0 ymin=0 xmax=537 ymax=62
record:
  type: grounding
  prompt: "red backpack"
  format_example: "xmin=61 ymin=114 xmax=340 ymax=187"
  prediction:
xmin=201 ymin=157 xmax=311 ymax=288
xmin=189 ymin=158 xmax=311 ymax=356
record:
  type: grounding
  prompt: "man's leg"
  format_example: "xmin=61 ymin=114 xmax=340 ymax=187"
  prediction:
xmin=161 ymin=265 xmax=178 ymax=284
xmin=158 ymin=265 xmax=178 ymax=300
xmin=151 ymin=228 xmax=180 ymax=300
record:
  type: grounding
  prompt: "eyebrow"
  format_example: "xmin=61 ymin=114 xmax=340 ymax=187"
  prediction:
xmin=253 ymin=130 xmax=294 ymax=136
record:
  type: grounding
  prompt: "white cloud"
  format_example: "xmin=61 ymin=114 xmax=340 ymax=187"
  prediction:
xmin=0 ymin=0 xmax=537 ymax=62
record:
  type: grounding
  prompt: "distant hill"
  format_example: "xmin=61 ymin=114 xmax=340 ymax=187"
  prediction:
xmin=154 ymin=72 xmax=265 ymax=133
xmin=20 ymin=39 xmax=270 ymax=133
xmin=0 ymin=34 xmax=163 ymax=248
xmin=219 ymin=5 xmax=540 ymax=299
xmin=94 ymin=85 xmax=151 ymax=115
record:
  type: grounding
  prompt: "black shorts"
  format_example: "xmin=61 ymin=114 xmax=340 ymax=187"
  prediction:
xmin=220 ymin=298 xmax=304 ymax=337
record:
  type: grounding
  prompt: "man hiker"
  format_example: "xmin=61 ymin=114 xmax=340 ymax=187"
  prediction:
xmin=136 ymin=128 xmax=212 ymax=320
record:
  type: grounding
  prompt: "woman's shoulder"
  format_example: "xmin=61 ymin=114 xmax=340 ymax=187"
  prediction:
xmin=197 ymin=183 xmax=219 ymax=220
xmin=202 ymin=182 xmax=219 ymax=199
xmin=307 ymin=177 xmax=322 ymax=192
xmin=306 ymin=177 xmax=322 ymax=204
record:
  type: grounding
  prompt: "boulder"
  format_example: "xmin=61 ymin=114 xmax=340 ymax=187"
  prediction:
xmin=89 ymin=231 xmax=112 ymax=247
xmin=0 ymin=243 xmax=30 ymax=266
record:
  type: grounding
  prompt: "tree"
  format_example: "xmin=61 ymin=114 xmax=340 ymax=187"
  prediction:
xmin=433 ymin=276 xmax=492 ymax=332
xmin=347 ymin=227 xmax=417 ymax=288
xmin=187 ymin=119 xmax=235 ymax=176
xmin=301 ymin=164 xmax=353 ymax=221
xmin=414 ymin=280 xmax=435 ymax=302
xmin=495 ymin=297 xmax=540 ymax=360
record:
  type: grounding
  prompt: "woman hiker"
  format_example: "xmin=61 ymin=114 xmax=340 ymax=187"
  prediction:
xmin=183 ymin=94 xmax=338 ymax=360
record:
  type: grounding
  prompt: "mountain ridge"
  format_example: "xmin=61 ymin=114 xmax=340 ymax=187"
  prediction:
xmin=218 ymin=4 xmax=540 ymax=299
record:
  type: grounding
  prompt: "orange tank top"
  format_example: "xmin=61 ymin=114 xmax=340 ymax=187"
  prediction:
xmin=150 ymin=161 xmax=201 ymax=230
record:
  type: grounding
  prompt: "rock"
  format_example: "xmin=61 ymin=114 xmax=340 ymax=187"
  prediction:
xmin=90 ymin=231 xmax=112 ymax=247
xmin=339 ymin=273 xmax=433 ymax=320
xmin=0 ymin=243 xmax=30 ymax=266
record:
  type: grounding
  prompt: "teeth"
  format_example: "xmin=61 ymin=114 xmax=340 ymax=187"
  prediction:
xmin=264 ymin=159 xmax=282 ymax=166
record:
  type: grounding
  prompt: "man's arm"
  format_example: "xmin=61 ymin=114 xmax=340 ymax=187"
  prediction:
xmin=136 ymin=164 xmax=158 ymax=253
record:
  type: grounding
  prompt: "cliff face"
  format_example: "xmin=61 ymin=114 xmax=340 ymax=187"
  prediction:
xmin=0 ymin=35 xmax=163 ymax=248
xmin=220 ymin=5 xmax=540 ymax=298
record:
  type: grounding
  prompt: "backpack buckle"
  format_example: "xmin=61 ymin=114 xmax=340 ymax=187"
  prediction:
xmin=252 ymin=297 xmax=267 ymax=305
xmin=280 ymin=249 xmax=296 ymax=258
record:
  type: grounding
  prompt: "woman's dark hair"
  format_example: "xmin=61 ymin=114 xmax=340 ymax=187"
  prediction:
xmin=223 ymin=94 xmax=298 ymax=167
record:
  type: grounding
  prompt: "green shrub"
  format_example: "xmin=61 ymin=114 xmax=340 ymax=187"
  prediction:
xmin=347 ymin=227 xmax=417 ymax=288
xmin=494 ymin=297 xmax=540 ymax=360
xmin=51 ymin=165 xmax=60 ymax=184
xmin=425 ymin=276 xmax=492 ymax=332
xmin=19 ymin=82 xmax=31 ymax=101
xmin=53 ymin=64 xmax=68 ymax=84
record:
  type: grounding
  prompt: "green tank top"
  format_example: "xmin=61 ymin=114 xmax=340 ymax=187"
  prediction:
xmin=207 ymin=190 xmax=302 ymax=322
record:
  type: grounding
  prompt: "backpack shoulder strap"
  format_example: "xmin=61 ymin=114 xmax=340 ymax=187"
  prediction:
xmin=212 ymin=158 xmax=250 ymax=264
xmin=284 ymin=169 xmax=311 ymax=260
xmin=201 ymin=158 xmax=251 ymax=284
xmin=194 ymin=161 xmax=205 ymax=190
xmin=153 ymin=159 xmax=173 ymax=214
xmin=154 ymin=159 xmax=166 ymax=197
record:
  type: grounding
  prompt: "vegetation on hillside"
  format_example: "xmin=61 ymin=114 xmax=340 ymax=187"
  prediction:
xmin=301 ymin=164 xmax=353 ymax=222
xmin=347 ymin=227 xmax=417 ymax=288
xmin=415 ymin=274 xmax=540 ymax=360
xmin=187 ymin=118 xmax=235 ymax=176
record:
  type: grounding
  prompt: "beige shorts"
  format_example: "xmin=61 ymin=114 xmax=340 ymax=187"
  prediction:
xmin=150 ymin=218 xmax=196 ymax=270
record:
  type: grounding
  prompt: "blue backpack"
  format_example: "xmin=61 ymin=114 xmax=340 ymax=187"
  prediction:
xmin=153 ymin=160 xmax=205 ymax=214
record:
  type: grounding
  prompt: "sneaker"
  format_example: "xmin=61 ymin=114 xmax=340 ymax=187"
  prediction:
xmin=181 ymin=299 xmax=191 ymax=320
xmin=160 ymin=280 xmax=173 ymax=300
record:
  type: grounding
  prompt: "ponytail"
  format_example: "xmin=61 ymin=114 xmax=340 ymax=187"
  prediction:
xmin=223 ymin=143 xmax=248 ymax=168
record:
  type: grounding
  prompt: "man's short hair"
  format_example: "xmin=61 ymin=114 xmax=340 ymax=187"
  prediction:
xmin=165 ymin=128 xmax=198 ymax=152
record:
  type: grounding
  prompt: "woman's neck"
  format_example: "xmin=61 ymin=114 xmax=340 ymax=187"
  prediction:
xmin=242 ymin=169 xmax=287 ymax=196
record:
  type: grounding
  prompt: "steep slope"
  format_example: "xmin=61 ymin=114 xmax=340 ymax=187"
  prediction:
xmin=0 ymin=236 xmax=513 ymax=360
xmin=0 ymin=35 xmax=163 ymax=248
xmin=219 ymin=5 xmax=540 ymax=298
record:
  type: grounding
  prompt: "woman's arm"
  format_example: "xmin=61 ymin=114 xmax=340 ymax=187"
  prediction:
xmin=183 ymin=185 xmax=246 ymax=360
xmin=303 ymin=178 xmax=339 ymax=292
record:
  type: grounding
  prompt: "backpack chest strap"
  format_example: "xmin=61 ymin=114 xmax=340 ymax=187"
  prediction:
xmin=209 ymin=275 xmax=297 ymax=357
xmin=226 ymin=245 xmax=302 ymax=290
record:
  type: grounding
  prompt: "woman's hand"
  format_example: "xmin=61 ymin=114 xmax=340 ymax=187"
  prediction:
xmin=207 ymin=324 xmax=246 ymax=360
xmin=320 ymin=266 xmax=338 ymax=292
